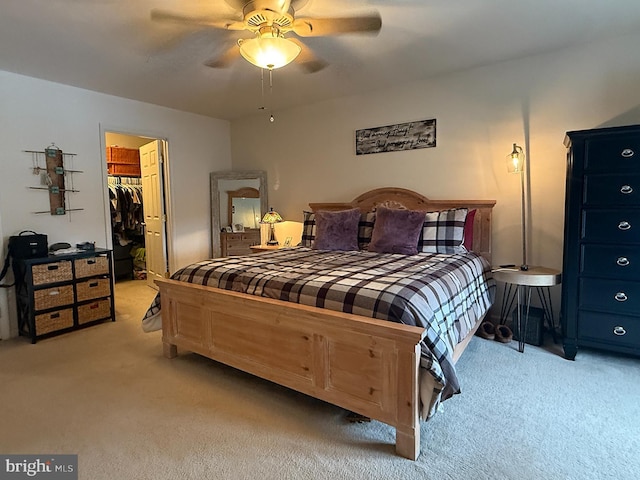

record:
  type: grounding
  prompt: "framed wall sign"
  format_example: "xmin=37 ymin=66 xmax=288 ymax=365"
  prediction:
xmin=355 ymin=119 xmax=436 ymax=155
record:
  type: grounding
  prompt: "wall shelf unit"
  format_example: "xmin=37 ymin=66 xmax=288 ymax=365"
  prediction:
xmin=25 ymin=145 xmax=84 ymax=215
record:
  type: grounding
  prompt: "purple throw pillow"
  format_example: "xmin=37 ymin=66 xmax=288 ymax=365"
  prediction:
xmin=368 ymin=206 xmax=425 ymax=255
xmin=312 ymin=208 xmax=361 ymax=251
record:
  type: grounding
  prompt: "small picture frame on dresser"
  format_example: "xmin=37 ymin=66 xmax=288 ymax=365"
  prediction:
xmin=224 ymin=226 xmax=232 ymax=233
xmin=283 ymin=237 xmax=292 ymax=247
xmin=232 ymin=223 xmax=245 ymax=233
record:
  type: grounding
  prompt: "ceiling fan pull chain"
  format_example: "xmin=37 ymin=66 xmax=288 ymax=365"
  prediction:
xmin=260 ymin=68 xmax=265 ymax=110
xmin=269 ymin=69 xmax=275 ymax=123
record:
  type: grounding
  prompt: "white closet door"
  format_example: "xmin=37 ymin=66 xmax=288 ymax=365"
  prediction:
xmin=140 ymin=140 xmax=167 ymax=289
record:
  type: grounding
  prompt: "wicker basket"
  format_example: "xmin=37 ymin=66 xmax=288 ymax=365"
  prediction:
xmin=33 ymin=285 xmax=74 ymax=311
xmin=108 ymin=164 xmax=141 ymax=177
xmin=76 ymin=278 xmax=111 ymax=302
xmin=75 ymin=255 xmax=109 ymax=278
xmin=32 ymin=261 xmax=73 ymax=285
xmin=77 ymin=299 xmax=111 ymax=325
xmin=106 ymin=146 xmax=140 ymax=164
xmin=35 ymin=308 xmax=74 ymax=335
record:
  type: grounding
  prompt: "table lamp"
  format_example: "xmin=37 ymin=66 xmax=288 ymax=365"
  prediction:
xmin=262 ymin=207 xmax=283 ymax=245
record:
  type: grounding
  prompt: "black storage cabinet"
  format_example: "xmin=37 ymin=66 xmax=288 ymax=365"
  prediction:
xmin=12 ymin=248 xmax=115 ymax=343
xmin=562 ymin=125 xmax=640 ymax=359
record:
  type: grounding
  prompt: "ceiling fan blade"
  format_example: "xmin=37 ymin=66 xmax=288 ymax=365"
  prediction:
xmin=225 ymin=0 xmax=293 ymax=12
xmin=288 ymin=38 xmax=328 ymax=73
xmin=150 ymin=9 xmax=245 ymax=31
xmin=274 ymin=0 xmax=292 ymax=13
xmin=292 ymin=12 xmax=382 ymax=37
xmin=290 ymin=0 xmax=311 ymax=9
xmin=204 ymin=45 xmax=242 ymax=68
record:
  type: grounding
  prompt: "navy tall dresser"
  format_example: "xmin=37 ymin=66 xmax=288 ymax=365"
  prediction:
xmin=562 ymin=124 xmax=640 ymax=359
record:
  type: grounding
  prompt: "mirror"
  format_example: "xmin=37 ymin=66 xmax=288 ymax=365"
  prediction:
xmin=210 ymin=170 xmax=267 ymax=257
xmin=228 ymin=187 xmax=261 ymax=230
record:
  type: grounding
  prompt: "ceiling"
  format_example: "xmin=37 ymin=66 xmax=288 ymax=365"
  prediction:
xmin=2 ymin=0 xmax=640 ymax=121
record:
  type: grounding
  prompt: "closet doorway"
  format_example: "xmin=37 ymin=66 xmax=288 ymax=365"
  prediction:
xmin=104 ymin=131 xmax=170 ymax=292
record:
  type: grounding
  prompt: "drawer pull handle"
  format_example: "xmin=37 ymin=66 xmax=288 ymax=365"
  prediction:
xmin=614 ymin=292 xmax=628 ymax=302
xmin=87 ymin=259 xmax=96 ymax=265
xmin=618 ymin=221 xmax=631 ymax=231
xmin=49 ymin=290 xmax=60 ymax=296
xmin=613 ymin=326 xmax=627 ymax=336
xmin=47 ymin=265 xmax=59 ymax=271
xmin=616 ymin=257 xmax=630 ymax=266
xmin=621 ymin=148 xmax=635 ymax=158
xmin=620 ymin=185 xmax=634 ymax=194
xmin=89 ymin=282 xmax=99 ymax=288
xmin=51 ymin=313 xmax=60 ymax=319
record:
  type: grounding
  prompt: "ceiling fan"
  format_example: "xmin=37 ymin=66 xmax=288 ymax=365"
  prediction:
xmin=150 ymin=0 xmax=382 ymax=73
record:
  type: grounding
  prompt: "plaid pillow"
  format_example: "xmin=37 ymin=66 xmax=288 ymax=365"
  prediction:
xmin=301 ymin=211 xmax=316 ymax=247
xmin=358 ymin=211 xmax=376 ymax=250
xmin=418 ymin=208 xmax=468 ymax=254
xmin=302 ymin=210 xmax=376 ymax=249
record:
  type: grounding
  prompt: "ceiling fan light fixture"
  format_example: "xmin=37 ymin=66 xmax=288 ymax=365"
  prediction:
xmin=238 ymin=35 xmax=301 ymax=70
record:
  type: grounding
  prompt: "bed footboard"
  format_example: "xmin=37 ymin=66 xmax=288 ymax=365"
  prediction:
xmin=157 ymin=278 xmax=427 ymax=460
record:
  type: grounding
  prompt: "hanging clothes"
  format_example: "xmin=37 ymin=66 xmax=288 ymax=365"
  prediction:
xmin=108 ymin=177 xmax=144 ymax=241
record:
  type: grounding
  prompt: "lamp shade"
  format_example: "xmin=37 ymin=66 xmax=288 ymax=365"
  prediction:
xmin=507 ymin=143 xmax=525 ymax=173
xmin=238 ymin=35 xmax=301 ymax=70
xmin=262 ymin=208 xmax=283 ymax=224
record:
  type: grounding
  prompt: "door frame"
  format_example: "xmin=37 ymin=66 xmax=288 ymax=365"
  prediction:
xmin=99 ymin=124 xmax=174 ymax=275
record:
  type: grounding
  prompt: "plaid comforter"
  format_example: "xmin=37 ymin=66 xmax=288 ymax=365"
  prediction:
xmin=143 ymin=247 xmax=495 ymax=411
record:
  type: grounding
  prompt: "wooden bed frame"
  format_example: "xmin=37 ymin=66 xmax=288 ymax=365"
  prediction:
xmin=156 ymin=188 xmax=495 ymax=460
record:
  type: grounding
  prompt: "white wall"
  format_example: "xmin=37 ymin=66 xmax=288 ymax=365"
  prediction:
xmin=230 ymin=31 xmax=640 ymax=320
xmin=0 ymin=71 xmax=231 ymax=339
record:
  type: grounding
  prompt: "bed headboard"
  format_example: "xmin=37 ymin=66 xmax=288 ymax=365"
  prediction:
xmin=309 ymin=187 xmax=496 ymax=264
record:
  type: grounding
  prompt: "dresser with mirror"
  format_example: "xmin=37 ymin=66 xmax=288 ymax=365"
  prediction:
xmin=210 ymin=170 xmax=267 ymax=257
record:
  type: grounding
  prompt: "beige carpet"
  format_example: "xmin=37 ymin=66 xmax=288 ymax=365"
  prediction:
xmin=1 ymin=279 xmax=639 ymax=480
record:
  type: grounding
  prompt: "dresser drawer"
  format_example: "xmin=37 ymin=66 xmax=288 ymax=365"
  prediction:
xmin=224 ymin=233 xmax=245 ymax=243
xmin=226 ymin=235 xmax=254 ymax=248
xmin=33 ymin=285 xmax=74 ymax=311
xmin=579 ymin=278 xmax=640 ymax=315
xmin=582 ymin=209 xmax=640 ymax=244
xmin=31 ymin=260 xmax=73 ymax=285
xmin=583 ymin=174 xmax=640 ymax=206
xmin=585 ymin=136 xmax=640 ymax=171
xmin=581 ymin=244 xmax=640 ymax=280
xmin=75 ymin=255 xmax=110 ymax=278
xmin=34 ymin=308 xmax=74 ymax=335
xmin=221 ymin=230 xmax=260 ymax=256
xmin=578 ymin=311 xmax=640 ymax=349
xmin=77 ymin=298 xmax=112 ymax=325
xmin=76 ymin=278 xmax=111 ymax=302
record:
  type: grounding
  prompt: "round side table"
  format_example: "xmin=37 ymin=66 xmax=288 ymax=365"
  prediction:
xmin=492 ymin=266 xmax=562 ymax=352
